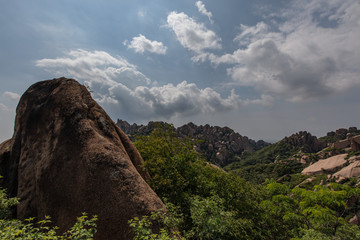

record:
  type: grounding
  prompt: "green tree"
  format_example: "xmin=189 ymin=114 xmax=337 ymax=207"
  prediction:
xmin=134 ymin=124 xmax=265 ymax=239
xmin=261 ymin=181 xmax=360 ymax=239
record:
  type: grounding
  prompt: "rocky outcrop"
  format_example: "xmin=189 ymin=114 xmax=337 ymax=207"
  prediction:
xmin=333 ymin=157 xmax=360 ymax=179
xmin=351 ymin=135 xmax=360 ymax=152
xmin=326 ymin=127 xmax=360 ymax=141
xmin=117 ymin=120 xmax=270 ymax=166
xmin=301 ymin=154 xmax=348 ymax=175
xmin=0 ymin=78 xmax=165 ymax=240
xmin=333 ymin=139 xmax=351 ymax=149
xmin=283 ymin=131 xmax=327 ymax=153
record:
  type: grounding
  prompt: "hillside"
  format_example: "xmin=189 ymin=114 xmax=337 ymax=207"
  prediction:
xmin=226 ymin=127 xmax=360 ymax=186
xmin=117 ymin=119 xmax=360 ymax=186
xmin=117 ymin=119 xmax=270 ymax=166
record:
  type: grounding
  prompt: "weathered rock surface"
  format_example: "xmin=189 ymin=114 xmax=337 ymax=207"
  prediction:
xmin=333 ymin=139 xmax=351 ymax=149
xmin=117 ymin=120 xmax=270 ymax=166
xmin=333 ymin=158 xmax=360 ymax=179
xmin=326 ymin=127 xmax=359 ymax=141
xmin=0 ymin=78 xmax=165 ymax=240
xmin=283 ymin=131 xmax=327 ymax=153
xmin=301 ymin=154 xmax=348 ymax=175
xmin=351 ymin=135 xmax=360 ymax=152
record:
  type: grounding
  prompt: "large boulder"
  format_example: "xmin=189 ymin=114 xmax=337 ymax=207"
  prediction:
xmin=333 ymin=158 xmax=360 ymax=179
xmin=0 ymin=78 xmax=165 ymax=240
xmin=301 ymin=154 xmax=348 ymax=175
xmin=351 ymin=135 xmax=360 ymax=152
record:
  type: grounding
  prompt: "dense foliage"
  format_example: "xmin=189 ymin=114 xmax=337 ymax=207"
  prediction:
xmin=130 ymin=124 xmax=360 ymax=240
xmin=0 ymin=183 xmax=97 ymax=239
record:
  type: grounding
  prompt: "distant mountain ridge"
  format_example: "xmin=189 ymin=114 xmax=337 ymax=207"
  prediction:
xmin=117 ymin=119 xmax=359 ymax=170
xmin=117 ymin=119 xmax=270 ymax=166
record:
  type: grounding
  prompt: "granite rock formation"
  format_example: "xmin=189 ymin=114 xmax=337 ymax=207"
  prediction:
xmin=117 ymin=120 xmax=270 ymax=166
xmin=282 ymin=131 xmax=327 ymax=153
xmin=0 ymin=78 xmax=165 ymax=240
xmin=326 ymin=127 xmax=360 ymax=141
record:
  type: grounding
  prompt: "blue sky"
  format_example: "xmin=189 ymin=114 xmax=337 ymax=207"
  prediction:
xmin=1 ymin=0 xmax=359 ymax=142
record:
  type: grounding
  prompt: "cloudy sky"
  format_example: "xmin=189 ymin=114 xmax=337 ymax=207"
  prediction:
xmin=1 ymin=0 xmax=359 ymax=142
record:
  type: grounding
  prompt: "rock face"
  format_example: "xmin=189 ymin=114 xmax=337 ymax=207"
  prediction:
xmin=326 ymin=127 xmax=360 ymax=141
xmin=333 ymin=139 xmax=351 ymax=149
xmin=283 ymin=131 xmax=327 ymax=153
xmin=117 ymin=120 xmax=270 ymax=166
xmin=301 ymin=154 xmax=348 ymax=175
xmin=351 ymin=135 xmax=360 ymax=152
xmin=0 ymin=78 xmax=165 ymax=240
xmin=333 ymin=157 xmax=360 ymax=179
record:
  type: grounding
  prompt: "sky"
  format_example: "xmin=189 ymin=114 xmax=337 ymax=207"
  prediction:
xmin=0 ymin=0 xmax=359 ymax=142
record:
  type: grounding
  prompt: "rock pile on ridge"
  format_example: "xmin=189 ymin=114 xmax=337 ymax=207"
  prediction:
xmin=0 ymin=78 xmax=165 ymax=240
xmin=117 ymin=120 xmax=270 ymax=166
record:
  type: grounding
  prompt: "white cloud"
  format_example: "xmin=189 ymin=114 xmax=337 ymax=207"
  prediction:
xmin=36 ymin=49 xmax=151 ymax=90
xmin=137 ymin=10 xmax=146 ymax=18
xmin=36 ymin=49 xmax=268 ymax=122
xmin=167 ymin=11 xmax=221 ymax=54
xmin=126 ymin=34 xmax=167 ymax=55
xmin=0 ymin=103 xmax=8 ymax=111
xmin=196 ymin=1 xmax=213 ymax=24
xmin=133 ymin=82 xmax=243 ymax=118
xmin=3 ymin=91 xmax=20 ymax=101
xmin=200 ymin=0 xmax=360 ymax=102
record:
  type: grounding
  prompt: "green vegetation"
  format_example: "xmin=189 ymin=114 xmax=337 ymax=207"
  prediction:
xmin=346 ymin=150 xmax=360 ymax=160
xmin=130 ymin=124 xmax=360 ymax=239
xmin=0 ymin=183 xmax=97 ymax=239
xmin=129 ymin=202 xmax=183 ymax=240
xmin=228 ymin=161 xmax=304 ymax=184
xmin=318 ymin=136 xmax=339 ymax=143
xmin=225 ymin=139 xmax=311 ymax=184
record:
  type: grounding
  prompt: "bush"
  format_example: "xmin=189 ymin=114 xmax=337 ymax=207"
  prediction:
xmin=0 ymin=180 xmax=97 ymax=239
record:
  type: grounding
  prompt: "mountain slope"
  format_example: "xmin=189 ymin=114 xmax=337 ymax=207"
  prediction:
xmin=117 ymin=119 xmax=270 ymax=166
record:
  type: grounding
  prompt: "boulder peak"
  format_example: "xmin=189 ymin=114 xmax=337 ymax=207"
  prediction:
xmin=0 ymin=77 xmax=164 ymax=239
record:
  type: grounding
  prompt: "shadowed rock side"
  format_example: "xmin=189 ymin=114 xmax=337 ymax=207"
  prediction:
xmin=0 ymin=77 xmax=165 ymax=240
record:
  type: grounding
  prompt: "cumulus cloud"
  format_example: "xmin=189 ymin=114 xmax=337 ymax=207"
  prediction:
xmin=36 ymin=49 xmax=151 ymax=90
xmin=167 ymin=11 xmax=221 ymax=54
xmin=36 ymin=49 xmax=267 ymax=122
xmin=200 ymin=0 xmax=360 ymax=102
xmin=3 ymin=91 xmax=20 ymax=101
xmin=126 ymin=34 xmax=167 ymax=55
xmin=196 ymin=1 xmax=213 ymax=24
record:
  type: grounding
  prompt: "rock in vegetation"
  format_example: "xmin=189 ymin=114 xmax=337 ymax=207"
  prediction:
xmin=302 ymin=154 xmax=348 ymax=175
xmin=0 ymin=78 xmax=165 ymax=240
xmin=283 ymin=131 xmax=327 ymax=153
xmin=332 ymin=139 xmax=351 ymax=149
xmin=333 ymin=157 xmax=360 ymax=179
xmin=117 ymin=120 xmax=270 ymax=166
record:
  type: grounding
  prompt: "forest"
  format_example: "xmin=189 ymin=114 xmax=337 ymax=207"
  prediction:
xmin=128 ymin=124 xmax=360 ymax=240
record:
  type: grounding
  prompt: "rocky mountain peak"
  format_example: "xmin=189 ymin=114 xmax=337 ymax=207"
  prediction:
xmin=117 ymin=120 xmax=270 ymax=166
xmin=326 ymin=127 xmax=359 ymax=141
xmin=283 ymin=131 xmax=327 ymax=153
